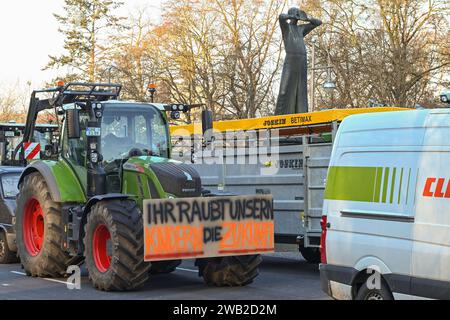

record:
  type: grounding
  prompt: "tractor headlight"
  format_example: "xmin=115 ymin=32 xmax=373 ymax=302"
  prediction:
xmin=441 ymin=94 xmax=449 ymax=103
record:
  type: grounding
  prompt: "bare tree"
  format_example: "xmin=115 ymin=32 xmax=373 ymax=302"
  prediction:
xmin=305 ymin=0 xmax=450 ymax=108
xmin=152 ymin=0 xmax=285 ymax=119
xmin=107 ymin=9 xmax=161 ymax=101
xmin=211 ymin=0 xmax=286 ymax=118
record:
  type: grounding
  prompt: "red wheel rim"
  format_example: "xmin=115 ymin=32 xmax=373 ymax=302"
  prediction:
xmin=93 ymin=224 xmax=111 ymax=273
xmin=23 ymin=198 xmax=45 ymax=256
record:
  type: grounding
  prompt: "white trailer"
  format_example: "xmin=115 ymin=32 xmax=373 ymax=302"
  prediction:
xmin=170 ymin=107 xmax=406 ymax=263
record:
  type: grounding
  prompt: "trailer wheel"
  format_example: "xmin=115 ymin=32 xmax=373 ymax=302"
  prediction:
xmin=196 ymin=255 xmax=262 ymax=287
xmin=16 ymin=173 xmax=72 ymax=277
xmin=150 ymin=260 xmax=182 ymax=275
xmin=299 ymin=246 xmax=321 ymax=264
xmin=0 ymin=231 xmax=17 ymax=264
xmin=84 ymin=200 xmax=150 ymax=291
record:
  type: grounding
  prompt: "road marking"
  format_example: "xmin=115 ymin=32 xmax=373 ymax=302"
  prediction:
xmin=176 ymin=267 xmax=198 ymax=273
xmin=42 ymin=278 xmax=69 ymax=285
xmin=11 ymin=271 xmax=68 ymax=285
xmin=2 ymin=284 xmax=11 ymax=287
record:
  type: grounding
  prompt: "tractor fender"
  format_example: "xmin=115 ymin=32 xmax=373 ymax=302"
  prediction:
xmin=77 ymin=194 xmax=130 ymax=252
xmin=83 ymin=194 xmax=130 ymax=216
xmin=19 ymin=162 xmax=62 ymax=202
xmin=18 ymin=161 xmax=86 ymax=203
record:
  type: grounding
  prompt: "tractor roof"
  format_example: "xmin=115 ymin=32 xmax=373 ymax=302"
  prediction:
xmin=0 ymin=123 xmax=58 ymax=130
xmin=62 ymin=100 xmax=163 ymax=112
xmin=102 ymin=100 xmax=165 ymax=111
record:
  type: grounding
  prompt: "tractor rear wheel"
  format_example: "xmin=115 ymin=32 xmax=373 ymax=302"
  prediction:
xmin=84 ymin=200 xmax=150 ymax=291
xmin=196 ymin=255 xmax=262 ymax=287
xmin=16 ymin=173 xmax=72 ymax=277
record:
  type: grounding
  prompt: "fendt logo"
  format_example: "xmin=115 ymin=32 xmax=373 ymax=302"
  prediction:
xmin=423 ymin=177 xmax=450 ymax=198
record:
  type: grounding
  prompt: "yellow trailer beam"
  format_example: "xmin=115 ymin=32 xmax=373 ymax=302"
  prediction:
xmin=170 ymin=107 xmax=408 ymax=136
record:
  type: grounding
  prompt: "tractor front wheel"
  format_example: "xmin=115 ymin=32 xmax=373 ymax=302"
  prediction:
xmin=84 ymin=200 xmax=150 ymax=291
xmin=15 ymin=172 xmax=71 ymax=277
xmin=16 ymin=173 xmax=72 ymax=277
xmin=196 ymin=255 xmax=262 ymax=287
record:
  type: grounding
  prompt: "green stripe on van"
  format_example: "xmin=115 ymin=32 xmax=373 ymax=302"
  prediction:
xmin=390 ymin=168 xmax=397 ymax=204
xmin=325 ymin=166 xmax=411 ymax=204
xmin=374 ymin=167 xmax=383 ymax=202
xmin=324 ymin=166 xmax=380 ymax=202
xmin=398 ymin=168 xmax=404 ymax=204
xmin=406 ymin=168 xmax=411 ymax=205
xmin=382 ymin=167 xmax=390 ymax=203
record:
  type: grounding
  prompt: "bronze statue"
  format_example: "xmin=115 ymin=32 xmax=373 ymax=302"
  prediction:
xmin=275 ymin=8 xmax=322 ymax=115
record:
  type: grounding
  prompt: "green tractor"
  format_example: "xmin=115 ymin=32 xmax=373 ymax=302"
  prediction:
xmin=15 ymin=83 xmax=271 ymax=291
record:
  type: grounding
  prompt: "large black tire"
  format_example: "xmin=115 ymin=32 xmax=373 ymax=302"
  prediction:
xmin=299 ymin=246 xmax=321 ymax=264
xmin=0 ymin=231 xmax=17 ymax=264
xmin=150 ymin=260 xmax=182 ymax=275
xmin=84 ymin=200 xmax=150 ymax=291
xmin=196 ymin=255 xmax=262 ymax=287
xmin=355 ymin=277 xmax=394 ymax=300
xmin=16 ymin=173 xmax=72 ymax=277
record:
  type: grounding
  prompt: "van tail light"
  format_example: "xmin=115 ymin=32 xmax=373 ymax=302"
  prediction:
xmin=320 ymin=215 xmax=328 ymax=264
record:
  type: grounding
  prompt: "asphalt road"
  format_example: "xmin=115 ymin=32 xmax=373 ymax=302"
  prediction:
xmin=0 ymin=253 xmax=328 ymax=300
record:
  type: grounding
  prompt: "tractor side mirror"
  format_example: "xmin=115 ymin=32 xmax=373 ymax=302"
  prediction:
xmin=67 ymin=109 xmax=81 ymax=139
xmin=201 ymin=109 xmax=213 ymax=136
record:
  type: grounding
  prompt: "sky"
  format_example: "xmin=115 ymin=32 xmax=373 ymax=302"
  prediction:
xmin=0 ymin=0 xmax=162 ymax=88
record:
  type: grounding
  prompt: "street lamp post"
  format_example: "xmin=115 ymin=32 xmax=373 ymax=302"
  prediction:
xmin=309 ymin=43 xmax=336 ymax=112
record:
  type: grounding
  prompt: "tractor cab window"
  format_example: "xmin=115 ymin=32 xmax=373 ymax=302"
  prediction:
xmin=64 ymin=113 xmax=90 ymax=167
xmin=101 ymin=107 xmax=169 ymax=162
xmin=34 ymin=130 xmax=54 ymax=147
xmin=62 ymin=112 xmax=90 ymax=188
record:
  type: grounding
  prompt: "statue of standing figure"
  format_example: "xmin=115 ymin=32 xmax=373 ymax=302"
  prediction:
xmin=275 ymin=7 xmax=322 ymax=115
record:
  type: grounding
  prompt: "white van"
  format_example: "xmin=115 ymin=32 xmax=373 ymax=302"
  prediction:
xmin=320 ymin=109 xmax=450 ymax=300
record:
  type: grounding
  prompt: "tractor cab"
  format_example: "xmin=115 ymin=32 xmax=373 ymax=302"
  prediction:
xmin=0 ymin=123 xmax=24 ymax=166
xmin=0 ymin=123 xmax=58 ymax=166
xmin=61 ymin=100 xmax=171 ymax=194
xmin=19 ymin=82 xmax=211 ymax=199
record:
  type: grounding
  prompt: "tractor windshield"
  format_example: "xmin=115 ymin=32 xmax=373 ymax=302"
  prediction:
xmin=101 ymin=106 xmax=169 ymax=162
